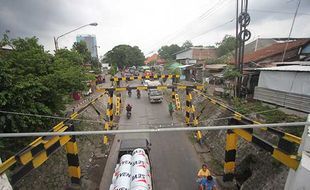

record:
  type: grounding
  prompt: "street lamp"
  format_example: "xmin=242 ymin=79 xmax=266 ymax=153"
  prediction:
xmin=54 ymin=22 xmax=98 ymax=51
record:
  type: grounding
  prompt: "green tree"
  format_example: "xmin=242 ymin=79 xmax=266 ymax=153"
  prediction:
xmin=182 ymin=40 xmax=193 ymax=49
xmin=72 ymin=41 xmax=91 ymax=63
xmin=158 ymin=44 xmax=182 ymax=60
xmin=90 ymin=57 xmax=101 ymax=73
xmin=216 ymin=35 xmax=236 ymax=57
xmin=223 ymin=65 xmax=241 ymax=97
xmin=0 ymin=36 xmax=92 ymax=158
xmin=223 ymin=65 xmax=241 ymax=80
xmin=104 ymin=45 xmax=145 ymax=69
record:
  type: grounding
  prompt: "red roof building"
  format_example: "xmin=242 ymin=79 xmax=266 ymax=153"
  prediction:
xmin=144 ymin=54 xmax=166 ymax=65
xmin=233 ymin=38 xmax=310 ymax=68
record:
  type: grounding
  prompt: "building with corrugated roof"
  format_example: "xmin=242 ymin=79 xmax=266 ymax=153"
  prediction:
xmin=253 ymin=63 xmax=310 ymax=113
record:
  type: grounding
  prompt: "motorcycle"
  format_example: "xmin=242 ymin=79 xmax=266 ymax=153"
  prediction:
xmin=128 ymin=90 xmax=132 ymax=97
xmin=137 ymin=90 xmax=141 ymax=99
xmin=126 ymin=110 xmax=131 ymax=119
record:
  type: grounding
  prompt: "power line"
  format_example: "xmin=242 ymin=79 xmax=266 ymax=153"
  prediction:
xmin=282 ymin=0 xmax=302 ymax=62
xmin=163 ymin=0 xmax=232 ymax=45
xmin=146 ymin=17 xmax=235 ymax=56
xmin=144 ymin=0 xmax=233 ymax=54
xmin=248 ymin=8 xmax=310 ymax=16
xmin=0 ymin=121 xmax=308 ymax=138
xmin=190 ymin=18 xmax=235 ymax=41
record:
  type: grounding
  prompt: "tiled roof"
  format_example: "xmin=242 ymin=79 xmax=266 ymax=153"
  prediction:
xmin=243 ymin=39 xmax=310 ymax=63
xmin=144 ymin=54 xmax=166 ymax=65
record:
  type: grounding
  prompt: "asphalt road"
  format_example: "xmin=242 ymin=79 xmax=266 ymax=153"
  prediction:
xmin=125 ymin=81 xmax=202 ymax=189
xmin=100 ymin=80 xmax=202 ymax=189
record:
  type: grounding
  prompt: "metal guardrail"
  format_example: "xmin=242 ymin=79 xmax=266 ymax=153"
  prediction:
xmin=0 ymin=93 xmax=106 ymax=178
xmin=194 ymin=90 xmax=302 ymax=145
xmin=223 ymin=118 xmax=302 ymax=181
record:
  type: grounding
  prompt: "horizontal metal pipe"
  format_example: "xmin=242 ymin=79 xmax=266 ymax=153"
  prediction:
xmin=0 ymin=122 xmax=308 ymax=138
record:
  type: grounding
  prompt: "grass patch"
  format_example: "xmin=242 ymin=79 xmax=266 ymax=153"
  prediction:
xmin=231 ymin=98 xmax=306 ymax=136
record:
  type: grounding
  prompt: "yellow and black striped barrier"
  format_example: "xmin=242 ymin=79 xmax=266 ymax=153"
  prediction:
xmin=171 ymin=88 xmax=176 ymax=102
xmin=194 ymin=90 xmax=301 ymax=145
xmin=190 ymin=91 xmax=201 ymax=142
xmin=223 ymin=128 xmax=238 ymax=182
xmin=223 ymin=118 xmax=300 ymax=182
xmin=185 ymin=89 xmax=192 ymax=125
xmin=110 ymin=74 xmax=180 ymax=81
xmin=10 ymin=125 xmax=73 ymax=184
xmin=103 ymin=122 xmax=109 ymax=145
xmin=175 ymin=94 xmax=181 ymax=111
xmin=0 ymin=93 xmax=107 ymax=182
xmin=97 ymin=84 xmax=204 ymax=93
xmin=104 ymin=90 xmax=114 ymax=144
xmin=65 ymin=125 xmax=81 ymax=185
xmin=171 ymin=88 xmax=181 ymax=111
xmin=232 ymin=118 xmax=300 ymax=169
xmin=185 ymin=89 xmax=202 ymax=142
xmin=106 ymin=90 xmax=114 ymax=127
xmin=115 ymin=94 xmax=121 ymax=116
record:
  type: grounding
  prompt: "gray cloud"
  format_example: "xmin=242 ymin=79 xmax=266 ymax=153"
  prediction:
xmin=0 ymin=0 xmax=309 ymax=55
xmin=0 ymin=0 xmax=80 ymax=38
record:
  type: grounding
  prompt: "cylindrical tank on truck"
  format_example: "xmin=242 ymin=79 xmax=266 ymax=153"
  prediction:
xmin=109 ymin=139 xmax=154 ymax=190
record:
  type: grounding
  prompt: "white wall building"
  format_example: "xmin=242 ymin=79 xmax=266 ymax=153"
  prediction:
xmin=254 ymin=64 xmax=310 ymax=113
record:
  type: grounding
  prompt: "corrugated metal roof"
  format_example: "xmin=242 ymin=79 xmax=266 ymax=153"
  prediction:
xmin=257 ymin=65 xmax=310 ymax=72
xmin=174 ymin=46 xmax=216 ymax=55
xmin=274 ymin=61 xmax=310 ymax=66
xmin=205 ymin=64 xmax=227 ymax=69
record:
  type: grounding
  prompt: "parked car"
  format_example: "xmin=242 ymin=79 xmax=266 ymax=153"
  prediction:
xmin=129 ymin=68 xmax=136 ymax=74
xmin=95 ymin=75 xmax=105 ymax=85
xmin=134 ymin=70 xmax=140 ymax=76
xmin=124 ymin=72 xmax=131 ymax=77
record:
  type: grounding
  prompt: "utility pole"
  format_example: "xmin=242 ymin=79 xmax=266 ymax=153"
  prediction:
xmin=235 ymin=0 xmax=251 ymax=98
xmin=54 ymin=37 xmax=59 ymax=51
xmin=235 ymin=0 xmax=239 ymax=97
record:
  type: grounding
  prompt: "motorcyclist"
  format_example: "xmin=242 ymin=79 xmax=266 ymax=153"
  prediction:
xmin=126 ymin=104 xmax=132 ymax=112
xmin=137 ymin=89 xmax=141 ymax=98
xmin=127 ymin=86 xmax=132 ymax=97
xmin=197 ymin=164 xmax=211 ymax=190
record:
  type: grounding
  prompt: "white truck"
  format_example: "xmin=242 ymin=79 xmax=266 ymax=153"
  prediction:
xmin=146 ymin=81 xmax=163 ymax=103
xmin=109 ymin=139 xmax=153 ymax=190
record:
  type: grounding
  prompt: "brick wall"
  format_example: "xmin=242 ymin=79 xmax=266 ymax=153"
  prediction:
xmin=192 ymin=48 xmax=217 ymax=60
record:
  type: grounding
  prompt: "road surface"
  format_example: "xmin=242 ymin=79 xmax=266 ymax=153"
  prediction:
xmin=100 ymin=80 xmax=202 ymax=189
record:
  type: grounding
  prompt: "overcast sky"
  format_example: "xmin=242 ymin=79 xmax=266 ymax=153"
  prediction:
xmin=1 ymin=0 xmax=309 ymax=57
